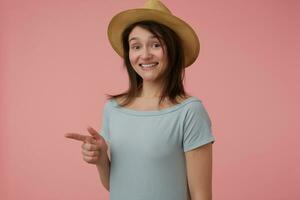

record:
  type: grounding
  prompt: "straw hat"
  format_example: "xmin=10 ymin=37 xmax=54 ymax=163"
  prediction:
xmin=107 ymin=0 xmax=200 ymax=68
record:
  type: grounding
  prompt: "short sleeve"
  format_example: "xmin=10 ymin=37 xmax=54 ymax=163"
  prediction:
xmin=183 ymin=101 xmax=215 ymax=152
xmin=99 ymin=101 xmax=111 ymax=144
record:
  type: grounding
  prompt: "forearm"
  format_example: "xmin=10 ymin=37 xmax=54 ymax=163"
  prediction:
xmin=191 ymin=191 xmax=212 ymax=200
xmin=96 ymin=155 xmax=110 ymax=191
xmin=191 ymin=195 xmax=212 ymax=200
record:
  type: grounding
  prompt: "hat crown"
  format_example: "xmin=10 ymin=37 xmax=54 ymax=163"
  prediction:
xmin=107 ymin=0 xmax=200 ymax=68
xmin=143 ymin=0 xmax=172 ymax=14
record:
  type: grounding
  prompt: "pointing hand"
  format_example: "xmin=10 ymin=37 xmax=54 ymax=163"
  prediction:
xmin=65 ymin=126 xmax=108 ymax=164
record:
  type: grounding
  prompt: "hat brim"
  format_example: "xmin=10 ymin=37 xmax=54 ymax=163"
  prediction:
xmin=107 ymin=8 xmax=200 ymax=68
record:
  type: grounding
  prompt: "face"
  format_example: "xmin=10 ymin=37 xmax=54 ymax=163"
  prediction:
xmin=128 ymin=26 xmax=168 ymax=83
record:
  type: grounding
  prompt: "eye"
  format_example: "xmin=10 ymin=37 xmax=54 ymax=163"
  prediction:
xmin=152 ymin=43 xmax=161 ymax=48
xmin=131 ymin=45 xmax=140 ymax=50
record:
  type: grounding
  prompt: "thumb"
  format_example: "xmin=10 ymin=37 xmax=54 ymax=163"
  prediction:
xmin=87 ymin=126 xmax=102 ymax=141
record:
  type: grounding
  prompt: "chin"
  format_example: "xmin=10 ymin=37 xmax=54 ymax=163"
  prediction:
xmin=141 ymin=77 xmax=157 ymax=82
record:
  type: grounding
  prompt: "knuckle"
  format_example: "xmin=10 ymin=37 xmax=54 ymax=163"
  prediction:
xmin=91 ymin=145 xmax=96 ymax=151
xmin=90 ymin=151 xmax=95 ymax=156
xmin=82 ymin=151 xmax=99 ymax=163
xmin=84 ymin=144 xmax=89 ymax=150
xmin=84 ymin=156 xmax=92 ymax=163
xmin=81 ymin=149 xmax=87 ymax=155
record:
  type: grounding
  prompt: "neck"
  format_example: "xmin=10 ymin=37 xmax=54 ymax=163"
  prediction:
xmin=139 ymin=80 xmax=164 ymax=98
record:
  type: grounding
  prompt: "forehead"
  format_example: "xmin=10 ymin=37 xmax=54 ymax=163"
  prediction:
xmin=128 ymin=26 xmax=160 ymax=42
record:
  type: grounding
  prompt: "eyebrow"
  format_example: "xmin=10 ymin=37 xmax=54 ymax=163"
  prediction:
xmin=128 ymin=35 xmax=159 ymax=42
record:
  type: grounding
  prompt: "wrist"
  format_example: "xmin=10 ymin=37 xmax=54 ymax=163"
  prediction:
xmin=97 ymin=155 xmax=110 ymax=167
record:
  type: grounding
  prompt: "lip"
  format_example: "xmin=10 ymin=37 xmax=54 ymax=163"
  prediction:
xmin=139 ymin=62 xmax=158 ymax=71
xmin=139 ymin=62 xmax=159 ymax=66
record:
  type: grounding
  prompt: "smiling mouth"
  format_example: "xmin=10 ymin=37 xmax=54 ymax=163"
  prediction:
xmin=139 ymin=62 xmax=159 ymax=68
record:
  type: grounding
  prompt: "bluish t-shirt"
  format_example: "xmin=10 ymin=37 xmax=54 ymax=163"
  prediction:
xmin=99 ymin=96 xmax=215 ymax=200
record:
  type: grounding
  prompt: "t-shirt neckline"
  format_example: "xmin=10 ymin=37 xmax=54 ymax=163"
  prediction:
xmin=110 ymin=96 xmax=200 ymax=116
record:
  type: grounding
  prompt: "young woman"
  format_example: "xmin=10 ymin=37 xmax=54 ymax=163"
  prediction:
xmin=65 ymin=1 xmax=216 ymax=200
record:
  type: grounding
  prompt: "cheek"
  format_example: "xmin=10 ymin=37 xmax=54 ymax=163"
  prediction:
xmin=160 ymin=52 xmax=168 ymax=65
xmin=157 ymin=49 xmax=166 ymax=61
xmin=129 ymin=51 xmax=138 ymax=64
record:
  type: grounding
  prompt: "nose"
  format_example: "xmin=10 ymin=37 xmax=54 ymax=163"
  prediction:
xmin=141 ymin=47 xmax=152 ymax=59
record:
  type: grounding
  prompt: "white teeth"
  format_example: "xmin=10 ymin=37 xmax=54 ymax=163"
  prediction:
xmin=141 ymin=63 xmax=158 ymax=68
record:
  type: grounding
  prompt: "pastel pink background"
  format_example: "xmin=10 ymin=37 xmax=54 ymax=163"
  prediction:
xmin=1 ymin=0 xmax=299 ymax=199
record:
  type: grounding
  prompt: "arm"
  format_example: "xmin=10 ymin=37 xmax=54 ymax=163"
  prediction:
xmin=96 ymin=145 xmax=111 ymax=192
xmin=185 ymin=142 xmax=213 ymax=200
xmin=65 ymin=127 xmax=111 ymax=191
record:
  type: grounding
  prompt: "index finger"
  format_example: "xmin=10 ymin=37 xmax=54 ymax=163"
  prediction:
xmin=64 ymin=133 xmax=87 ymax=142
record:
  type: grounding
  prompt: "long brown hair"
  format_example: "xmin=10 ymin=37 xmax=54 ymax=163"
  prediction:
xmin=105 ymin=20 xmax=190 ymax=107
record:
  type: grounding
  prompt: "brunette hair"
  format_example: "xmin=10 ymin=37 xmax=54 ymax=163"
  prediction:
xmin=105 ymin=20 xmax=190 ymax=107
